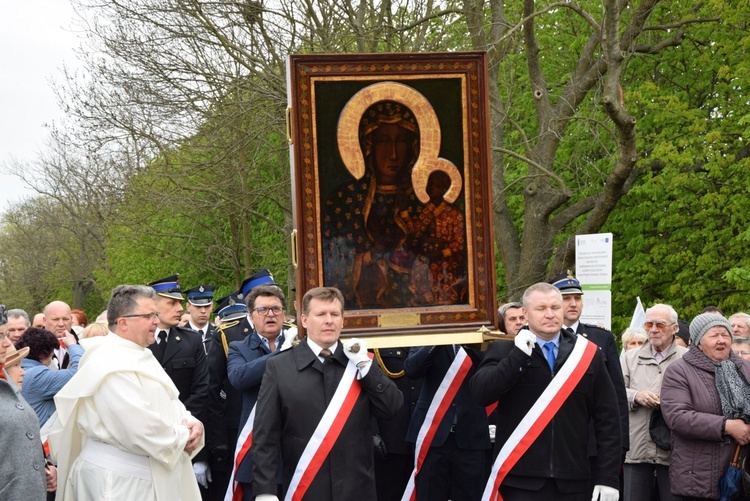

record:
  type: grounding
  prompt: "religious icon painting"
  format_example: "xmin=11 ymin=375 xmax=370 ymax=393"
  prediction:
xmin=287 ymin=52 xmax=497 ymax=346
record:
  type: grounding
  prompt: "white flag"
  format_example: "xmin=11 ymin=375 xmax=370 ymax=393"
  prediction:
xmin=628 ymin=297 xmax=647 ymax=331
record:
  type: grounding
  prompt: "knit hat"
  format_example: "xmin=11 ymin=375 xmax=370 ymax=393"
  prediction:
xmin=689 ymin=313 xmax=733 ymax=346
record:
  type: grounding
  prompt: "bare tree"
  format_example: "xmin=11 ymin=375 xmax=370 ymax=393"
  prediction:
xmin=41 ymin=0 xmax=714 ymax=297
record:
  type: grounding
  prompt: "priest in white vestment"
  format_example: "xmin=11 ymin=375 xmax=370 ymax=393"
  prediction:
xmin=49 ymin=285 xmax=204 ymax=501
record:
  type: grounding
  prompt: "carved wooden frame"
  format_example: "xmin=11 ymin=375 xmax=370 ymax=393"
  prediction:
xmin=287 ymin=52 xmax=496 ymax=346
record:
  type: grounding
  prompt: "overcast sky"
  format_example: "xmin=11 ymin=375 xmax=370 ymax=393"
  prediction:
xmin=0 ymin=1 xmax=81 ymax=213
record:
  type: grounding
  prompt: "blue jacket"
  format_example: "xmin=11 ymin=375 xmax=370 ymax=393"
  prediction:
xmin=21 ymin=343 xmax=84 ymax=426
xmin=226 ymin=331 xmax=284 ymax=484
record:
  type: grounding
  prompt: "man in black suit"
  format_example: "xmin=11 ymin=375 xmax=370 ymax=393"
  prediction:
xmin=205 ymin=268 xmax=277 ymax=500
xmin=147 ymin=274 xmax=210 ymax=495
xmin=471 ymin=282 xmax=621 ymax=501
xmin=549 ymin=272 xmax=630 ymax=480
xmin=185 ymin=284 xmax=216 ymax=355
xmin=252 ymin=286 xmax=403 ymax=500
xmin=404 ymin=344 xmax=490 ymax=501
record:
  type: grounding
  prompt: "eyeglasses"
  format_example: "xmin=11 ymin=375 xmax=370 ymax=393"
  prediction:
xmin=643 ymin=321 xmax=675 ymax=332
xmin=121 ymin=312 xmax=160 ymax=321
xmin=253 ymin=306 xmax=284 ymax=316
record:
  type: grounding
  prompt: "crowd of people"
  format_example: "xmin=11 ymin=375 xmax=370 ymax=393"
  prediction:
xmin=2 ymin=269 xmax=750 ymax=501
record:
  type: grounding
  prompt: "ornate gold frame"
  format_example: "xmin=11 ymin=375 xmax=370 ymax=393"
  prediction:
xmin=287 ymin=52 xmax=497 ymax=346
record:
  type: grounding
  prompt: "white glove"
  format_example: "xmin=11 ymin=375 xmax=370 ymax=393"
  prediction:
xmin=193 ymin=461 xmax=211 ymax=489
xmin=514 ymin=330 xmax=535 ymax=356
xmin=343 ymin=338 xmax=370 ymax=365
xmin=279 ymin=327 xmax=298 ymax=351
xmin=488 ymin=424 xmax=496 ymax=443
xmin=592 ymin=485 xmax=619 ymax=501
xmin=255 ymin=495 xmax=280 ymax=501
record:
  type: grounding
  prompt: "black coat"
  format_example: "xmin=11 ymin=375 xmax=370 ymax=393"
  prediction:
xmin=252 ymin=340 xmax=403 ymax=500
xmin=575 ymin=322 xmax=630 ymax=453
xmin=147 ymin=325 xmax=209 ymax=422
xmin=372 ymin=347 xmax=422 ymax=455
xmin=470 ymin=330 xmax=621 ymax=491
xmin=187 ymin=322 xmax=215 ymax=355
xmin=205 ymin=317 xmax=254 ymax=466
xmin=404 ymin=345 xmax=491 ymax=451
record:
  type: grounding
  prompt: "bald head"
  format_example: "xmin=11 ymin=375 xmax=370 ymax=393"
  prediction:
xmin=44 ymin=301 xmax=73 ymax=338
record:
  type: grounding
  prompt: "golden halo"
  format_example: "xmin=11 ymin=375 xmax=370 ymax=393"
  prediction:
xmin=336 ymin=82 xmax=462 ymax=204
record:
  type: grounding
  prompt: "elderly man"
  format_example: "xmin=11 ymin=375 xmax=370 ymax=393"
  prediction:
xmin=252 ymin=287 xmax=403 ymax=500
xmin=43 ymin=301 xmax=79 ymax=369
xmin=471 ymin=282 xmax=621 ymax=501
xmin=620 ymin=303 xmax=687 ymax=501
xmin=729 ymin=312 xmax=750 ymax=339
xmin=49 ymin=285 xmax=204 ymax=500
xmin=6 ymin=309 xmax=31 ymax=345
xmin=498 ymin=302 xmax=526 ymax=336
xmin=731 ymin=337 xmax=750 ymax=361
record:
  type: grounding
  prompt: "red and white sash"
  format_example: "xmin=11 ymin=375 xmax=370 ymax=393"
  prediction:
xmin=481 ymin=337 xmax=597 ymax=501
xmin=285 ymin=358 xmax=364 ymax=501
xmin=224 ymin=404 xmax=256 ymax=501
xmin=401 ymin=347 xmax=474 ymax=501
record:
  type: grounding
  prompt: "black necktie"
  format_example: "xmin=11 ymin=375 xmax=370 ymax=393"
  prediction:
xmin=198 ymin=329 xmax=208 ymax=354
xmin=565 ymin=327 xmax=575 ymax=336
xmin=155 ymin=331 xmax=167 ymax=362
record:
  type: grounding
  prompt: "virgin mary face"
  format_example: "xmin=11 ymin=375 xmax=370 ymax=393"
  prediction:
xmin=371 ymin=123 xmax=415 ymax=185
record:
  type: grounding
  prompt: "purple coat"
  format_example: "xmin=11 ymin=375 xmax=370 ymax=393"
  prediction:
xmin=661 ymin=346 xmax=750 ymax=499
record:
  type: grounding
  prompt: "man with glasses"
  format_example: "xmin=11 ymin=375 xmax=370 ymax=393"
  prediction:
xmin=620 ymin=303 xmax=687 ymax=501
xmin=225 ymin=284 xmax=288 ymax=498
xmin=50 ymin=285 xmax=204 ymax=500
xmin=205 ymin=268 xmax=281 ymax=500
xmin=147 ymin=274 xmax=210 ymax=495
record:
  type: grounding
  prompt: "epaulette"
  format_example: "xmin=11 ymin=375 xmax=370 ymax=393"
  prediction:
xmin=216 ymin=320 xmax=240 ymax=357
